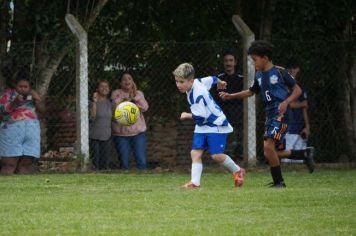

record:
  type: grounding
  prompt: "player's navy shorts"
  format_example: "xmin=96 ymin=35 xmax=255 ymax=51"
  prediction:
xmin=192 ymin=133 xmax=227 ymax=155
xmin=264 ymin=114 xmax=288 ymax=147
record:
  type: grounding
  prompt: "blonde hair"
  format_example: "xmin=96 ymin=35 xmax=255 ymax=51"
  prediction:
xmin=120 ymin=72 xmax=138 ymax=99
xmin=172 ymin=63 xmax=195 ymax=79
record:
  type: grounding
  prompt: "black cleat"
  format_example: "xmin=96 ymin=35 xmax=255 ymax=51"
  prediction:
xmin=305 ymin=147 xmax=316 ymax=173
xmin=270 ymin=182 xmax=286 ymax=188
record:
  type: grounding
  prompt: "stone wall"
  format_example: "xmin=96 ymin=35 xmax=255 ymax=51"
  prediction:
xmin=146 ymin=119 xmax=193 ymax=169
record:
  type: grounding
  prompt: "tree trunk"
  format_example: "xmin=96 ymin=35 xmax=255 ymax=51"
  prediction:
xmin=343 ymin=57 xmax=356 ymax=160
xmin=0 ymin=0 xmax=11 ymax=88
xmin=259 ymin=0 xmax=276 ymax=40
xmin=85 ymin=0 xmax=108 ymax=29
xmin=35 ymin=0 xmax=108 ymax=97
xmin=36 ymin=45 xmax=71 ymax=97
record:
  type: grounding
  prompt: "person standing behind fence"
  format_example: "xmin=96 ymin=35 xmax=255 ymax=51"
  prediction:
xmin=220 ymin=40 xmax=302 ymax=188
xmin=213 ymin=49 xmax=244 ymax=161
xmin=277 ymin=60 xmax=315 ymax=173
xmin=89 ymin=80 xmax=112 ymax=170
xmin=111 ymin=72 xmax=148 ymax=170
xmin=0 ymin=71 xmax=44 ymax=174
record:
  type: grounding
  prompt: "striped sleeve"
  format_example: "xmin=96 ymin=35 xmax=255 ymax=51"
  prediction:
xmin=197 ymin=76 xmax=218 ymax=90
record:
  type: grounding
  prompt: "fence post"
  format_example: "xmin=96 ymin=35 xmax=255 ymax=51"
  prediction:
xmin=65 ymin=14 xmax=89 ymax=171
xmin=232 ymin=15 xmax=256 ymax=167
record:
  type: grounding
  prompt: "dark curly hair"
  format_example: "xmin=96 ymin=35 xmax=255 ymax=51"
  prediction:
xmin=247 ymin=40 xmax=274 ymax=60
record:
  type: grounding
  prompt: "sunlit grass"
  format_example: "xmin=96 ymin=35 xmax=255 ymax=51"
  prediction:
xmin=0 ymin=169 xmax=355 ymax=235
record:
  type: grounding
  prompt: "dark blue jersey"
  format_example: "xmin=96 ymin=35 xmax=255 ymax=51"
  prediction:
xmin=287 ymin=83 xmax=307 ymax=134
xmin=249 ymin=66 xmax=296 ymax=118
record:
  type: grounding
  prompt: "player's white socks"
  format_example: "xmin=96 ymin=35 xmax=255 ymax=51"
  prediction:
xmin=222 ymin=155 xmax=241 ymax=173
xmin=191 ymin=163 xmax=203 ymax=186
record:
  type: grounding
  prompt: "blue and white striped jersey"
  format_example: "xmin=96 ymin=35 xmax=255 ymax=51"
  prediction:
xmin=186 ymin=76 xmax=233 ymax=134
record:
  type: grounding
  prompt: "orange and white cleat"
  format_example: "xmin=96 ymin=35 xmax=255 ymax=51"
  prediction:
xmin=233 ymin=168 xmax=246 ymax=187
xmin=180 ymin=181 xmax=200 ymax=189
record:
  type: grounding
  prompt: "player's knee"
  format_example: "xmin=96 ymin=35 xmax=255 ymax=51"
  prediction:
xmin=211 ymin=153 xmax=225 ymax=163
xmin=190 ymin=150 xmax=202 ymax=161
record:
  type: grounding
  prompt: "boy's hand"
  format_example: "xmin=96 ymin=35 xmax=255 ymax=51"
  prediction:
xmin=217 ymin=80 xmax=227 ymax=90
xmin=278 ymin=101 xmax=288 ymax=114
xmin=180 ymin=112 xmax=192 ymax=120
xmin=219 ymin=91 xmax=231 ymax=101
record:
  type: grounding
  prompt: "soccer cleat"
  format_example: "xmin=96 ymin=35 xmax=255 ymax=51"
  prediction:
xmin=265 ymin=181 xmax=274 ymax=187
xmin=233 ymin=168 xmax=246 ymax=187
xmin=305 ymin=147 xmax=316 ymax=173
xmin=181 ymin=181 xmax=200 ymax=189
xmin=270 ymin=182 xmax=287 ymax=188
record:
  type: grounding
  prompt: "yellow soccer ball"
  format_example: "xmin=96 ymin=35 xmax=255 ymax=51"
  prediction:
xmin=114 ymin=101 xmax=140 ymax=126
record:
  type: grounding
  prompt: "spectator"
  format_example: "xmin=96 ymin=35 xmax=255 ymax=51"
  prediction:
xmin=213 ymin=49 xmax=244 ymax=161
xmin=0 ymin=71 xmax=44 ymax=174
xmin=89 ymin=80 xmax=112 ymax=170
xmin=111 ymin=72 xmax=148 ymax=170
xmin=277 ymin=60 xmax=315 ymax=173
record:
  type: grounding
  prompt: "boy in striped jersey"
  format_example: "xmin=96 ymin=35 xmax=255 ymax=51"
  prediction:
xmin=220 ymin=41 xmax=302 ymax=188
xmin=173 ymin=63 xmax=245 ymax=189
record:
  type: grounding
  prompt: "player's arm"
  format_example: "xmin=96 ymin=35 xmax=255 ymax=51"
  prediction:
xmin=220 ymin=76 xmax=258 ymax=100
xmin=279 ymin=83 xmax=302 ymax=114
xmin=219 ymin=89 xmax=254 ymax=100
xmin=180 ymin=112 xmax=192 ymax=120
xmin=290 ymin=89 xmax=308 ymax=109
xmin=290 ymin=100 xmax=308 ymax=109
xmin=199 ymin=76 xmax=219 ymax=90
xmin=278 ymin=69 xmax=302 ymax=114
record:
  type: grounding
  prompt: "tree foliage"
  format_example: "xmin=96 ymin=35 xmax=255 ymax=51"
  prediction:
xmin=91 ymin=0 xmax=241 ymax=42
xmin=0 ymin=0 xmax=355 ymax=160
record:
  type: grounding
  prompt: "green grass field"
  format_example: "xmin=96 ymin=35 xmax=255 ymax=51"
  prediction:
xmin=0 ymin=169 xmax=355 ymax=235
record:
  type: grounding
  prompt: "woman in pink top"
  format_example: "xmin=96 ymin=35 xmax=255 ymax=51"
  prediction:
xmin=111 ymin=72 xmax=149 ymax=170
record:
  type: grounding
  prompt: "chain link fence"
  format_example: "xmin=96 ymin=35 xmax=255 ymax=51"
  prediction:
xmin=1 ymin=37 xmax=355 ymax=171
xmin=87 ymin=39 xmax=241 ymax=169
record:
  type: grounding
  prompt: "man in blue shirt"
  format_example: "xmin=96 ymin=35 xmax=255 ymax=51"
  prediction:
xmin=277 ymin=60 xmax=315 ymax=173
xmin=220 ymin=40 xmax=302 ymax=188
